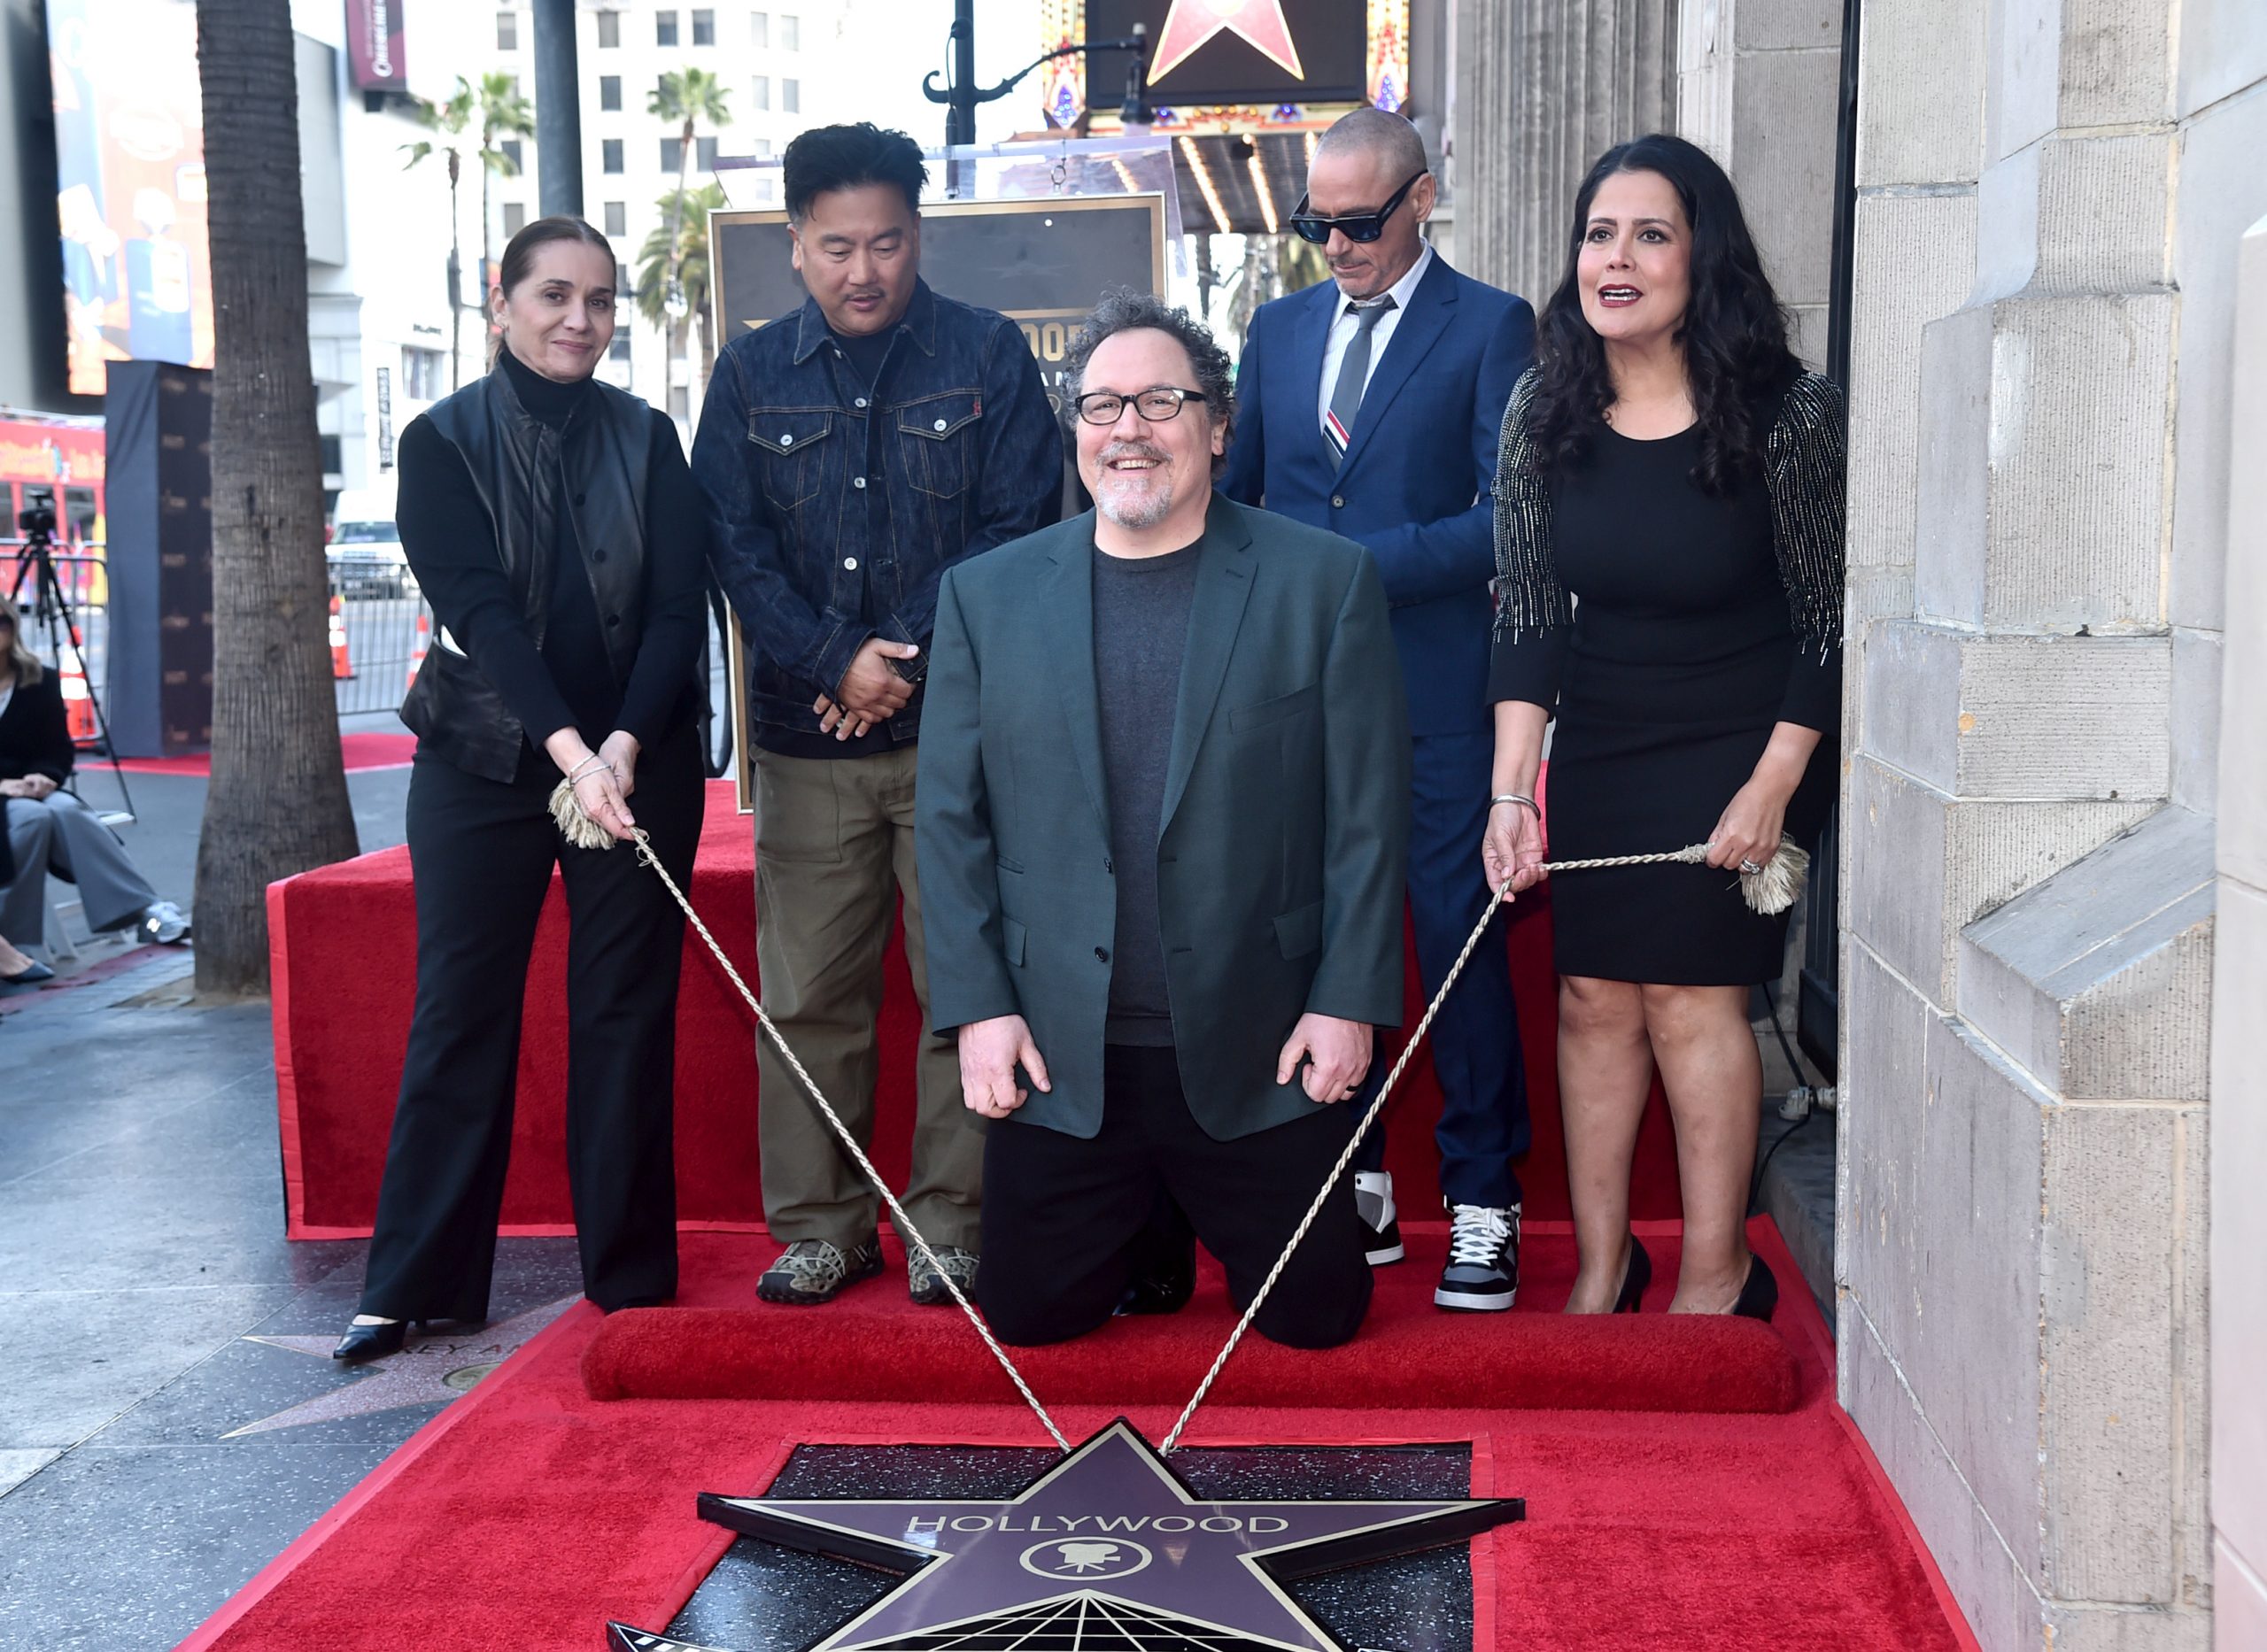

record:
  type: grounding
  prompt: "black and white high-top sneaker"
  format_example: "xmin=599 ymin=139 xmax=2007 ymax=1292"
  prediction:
xmin=1435 ymin=1202 xmax=1520 ymax=1311
xmin=1354 ymin=1170 xmax=1404 ymax=1265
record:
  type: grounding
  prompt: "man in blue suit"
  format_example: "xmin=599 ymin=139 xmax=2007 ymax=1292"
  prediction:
xmin=1221 ymin=106 xmax=1536 ymax=1312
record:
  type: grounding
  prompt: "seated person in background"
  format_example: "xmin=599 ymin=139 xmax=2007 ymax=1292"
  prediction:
xmin=0 ymin=591 xmax=190 ymax=956
xmin=916 ymin=291 xmax=1411 ymax=1350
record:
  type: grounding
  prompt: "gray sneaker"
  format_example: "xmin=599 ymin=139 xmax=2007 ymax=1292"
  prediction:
xmin=908 ymin=1244 xmax=979 ymax=1307
xmin=1435 ymin=1203 xmax=1520 ymax=1312
xmin=757 ymin=1238 xmax=882 ymax=1305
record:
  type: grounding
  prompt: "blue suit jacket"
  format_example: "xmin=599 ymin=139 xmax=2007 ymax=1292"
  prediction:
xmin=1220 ymin=254 xmax=1535 ymax=737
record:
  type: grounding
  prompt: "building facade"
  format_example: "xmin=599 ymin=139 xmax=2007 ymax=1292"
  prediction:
xmin=1445 ymin=1 xmax=2267 ymax=1647
xmin=481 ymin=0 xmax=837 ymax=432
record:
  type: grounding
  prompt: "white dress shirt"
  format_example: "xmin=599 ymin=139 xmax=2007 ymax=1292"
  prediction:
xmin=1316 ymin=242 xmax=1436 ymax=437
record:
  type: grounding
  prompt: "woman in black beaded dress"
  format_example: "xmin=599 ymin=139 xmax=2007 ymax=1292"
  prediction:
xmin=1481 ymin=135 xmax=1844 ymax=1322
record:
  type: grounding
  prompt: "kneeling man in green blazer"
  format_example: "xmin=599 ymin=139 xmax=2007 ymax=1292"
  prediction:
xmin=917 ymin=290 xmax=1411 ymax=1349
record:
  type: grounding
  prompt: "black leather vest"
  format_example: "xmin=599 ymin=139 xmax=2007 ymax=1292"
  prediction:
xmin=402 ymin=363 xmax=654 ymax=781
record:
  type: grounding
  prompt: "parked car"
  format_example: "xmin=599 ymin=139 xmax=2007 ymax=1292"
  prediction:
xmin=329 ymin=516 xmax=415 ymax=598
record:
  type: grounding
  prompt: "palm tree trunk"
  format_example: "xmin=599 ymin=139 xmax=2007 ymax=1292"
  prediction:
xmin=191 ymin=0 xmax=360 ymax=995
xmin=666 ymin=129 xmax=692 ymax=304
xmin=447 ymin=151 xmax=464 ymax=390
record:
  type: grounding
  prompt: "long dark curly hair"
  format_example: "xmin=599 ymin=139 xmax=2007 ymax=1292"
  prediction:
xmin=1526 ymin=134 xmax=1798 ymax=494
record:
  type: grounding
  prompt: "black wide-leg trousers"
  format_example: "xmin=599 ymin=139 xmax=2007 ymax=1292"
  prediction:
xmin=359 ymin=727 xmax=703 ymax=1322
xmin=976 ymin=1046 xmax=1373 ymax=1350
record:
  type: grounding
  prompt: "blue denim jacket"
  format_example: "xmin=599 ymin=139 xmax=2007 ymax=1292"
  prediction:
xmin=692 ymin=278 xmax=1064 ymax=744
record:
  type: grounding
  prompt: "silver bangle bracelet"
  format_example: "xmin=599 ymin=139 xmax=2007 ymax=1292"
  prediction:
xmin=1489 ymin=792 xmax=1540 ymax=815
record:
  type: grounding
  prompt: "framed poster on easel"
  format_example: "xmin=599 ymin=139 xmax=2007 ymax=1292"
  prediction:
xmin=707 ymin=191 xmax=1169 ymax=812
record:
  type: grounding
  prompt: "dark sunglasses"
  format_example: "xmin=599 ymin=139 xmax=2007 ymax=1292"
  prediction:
xmin=1288 ymin=170 xmax=1428 ymax=245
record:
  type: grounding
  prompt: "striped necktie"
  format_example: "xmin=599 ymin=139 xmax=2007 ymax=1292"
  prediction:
xmin=1324 ymin=296 xmax=1396 ymax=467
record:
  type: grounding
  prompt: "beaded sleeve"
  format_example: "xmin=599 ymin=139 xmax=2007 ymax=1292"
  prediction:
xmin=1485 ymin=369 xmax=1574 ymax=708
xmin=1763 ymin=373 xmax=1847 ymax=665
xmin=1489 ymin=367 xmax=1567 ymax=643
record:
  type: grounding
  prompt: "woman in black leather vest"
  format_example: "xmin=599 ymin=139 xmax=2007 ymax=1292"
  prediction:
xmin=335 ymin=218 xmax=709 ymax=1362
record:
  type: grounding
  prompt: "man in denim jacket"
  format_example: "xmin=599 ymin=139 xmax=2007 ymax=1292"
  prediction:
xmin=692 ymin=123 xmax=1063 ymax=1308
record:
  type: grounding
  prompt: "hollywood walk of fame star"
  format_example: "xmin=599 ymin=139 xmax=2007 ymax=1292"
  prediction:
xmin=610 ymin=1419 xmax=1521 ymax=1652
xmin=1151 ymin=0 xmax=1305 ymax=83
xmin=226 ymin=1298 xmax=576 ymax=1438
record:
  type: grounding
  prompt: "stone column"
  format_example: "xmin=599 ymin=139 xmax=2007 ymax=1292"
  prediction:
xmin=1839 ymin=2 xmax=2266 ymax=1647
xmin=1449 ymin=0 xmax=1679 ymax=305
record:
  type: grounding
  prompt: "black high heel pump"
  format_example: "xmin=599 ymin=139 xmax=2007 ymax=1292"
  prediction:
xmin=1731 ymin=1254 xmax=1778 ymax=1321
xmin=331 ymin=1319 xmax=414 ymax=1363
xmin=1613 ymin=1236 xmax=1652 ymax=1313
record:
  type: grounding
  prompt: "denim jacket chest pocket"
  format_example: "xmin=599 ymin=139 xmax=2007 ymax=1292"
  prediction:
xmin=896 ymin=390 xmax=982 ymax=498
xmin=747 ymin=409 xmax=838 ymax=511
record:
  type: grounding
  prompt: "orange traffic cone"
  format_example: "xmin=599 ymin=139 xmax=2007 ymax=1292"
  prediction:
xmin=328 ymin=595 xmax=354 ymax=680
xmin=59 ymin=641 xmax=97 ymax=745
xmin=406 ymin=611 xmax=430 ymax=690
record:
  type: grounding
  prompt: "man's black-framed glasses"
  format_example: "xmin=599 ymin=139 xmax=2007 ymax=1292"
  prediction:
xmin=1073 ymin=386 xmax=1209 ymax=426
xmin=1288 ymin=170 xmax=1428 ymax=245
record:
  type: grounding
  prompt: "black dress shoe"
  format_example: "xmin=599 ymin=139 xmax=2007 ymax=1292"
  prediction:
xmin=1730 ymin=1254 xmax=1779 ymax=1321
xmin=0 ymin=961 xmax=55 ymax=987
xmin=1115 ymin=1199 xmax=1197 ymax=1316
xmin=332 ymin=1319 xmax=411 ymax=1363
xmin=1613 ymin=1236 xmax=1652 ymax=1313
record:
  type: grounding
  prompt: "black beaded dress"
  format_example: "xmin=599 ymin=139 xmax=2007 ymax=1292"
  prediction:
xmin=1486 ymin=368 xmax=1845 ymax=985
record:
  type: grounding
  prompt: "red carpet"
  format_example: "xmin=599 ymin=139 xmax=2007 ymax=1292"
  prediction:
xmin=584 ymin=1225 xmax=1799 ymax=1416
xmin=179 ymin=1220 xmax=1978 ymax=1652
xmin=269 ymin=781 xmax=1686 ymax=1237
xmin=112 ymin=731 xmax=415 ymax=776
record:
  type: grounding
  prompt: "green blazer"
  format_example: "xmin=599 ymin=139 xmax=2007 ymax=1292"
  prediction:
xmin=916 ymin=494 xmax=1411 ymax=1142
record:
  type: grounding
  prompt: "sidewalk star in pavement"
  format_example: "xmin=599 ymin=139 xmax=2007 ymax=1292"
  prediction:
xmin=228 ymin=1298 xmax=575 ymax=1437
xmin=611 ymin=1419 xmax=1520 ymax=1652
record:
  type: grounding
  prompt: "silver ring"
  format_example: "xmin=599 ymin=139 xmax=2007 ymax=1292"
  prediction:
xmin=1739 ymin=858 xmax=1764 ymax=875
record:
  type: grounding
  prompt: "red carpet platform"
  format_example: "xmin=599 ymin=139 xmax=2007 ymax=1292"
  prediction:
xmin=269 ymin=781 xmax=1684 ymax=1237
xmin=584 ymin=1224 xmax=1799 ymax=1415
xmin=114 ymin=730 xmax=415 ymax=776
xmin=177 ymin=1220 xmax=1978 ymax=1652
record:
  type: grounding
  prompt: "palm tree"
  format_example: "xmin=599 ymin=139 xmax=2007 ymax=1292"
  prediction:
xmin=402 ymin=80 xmax=477 ymax=390
xmin=473 ymin=72 xmax=537 ymax=298
xmin=403 ymin=73 xmax=534 ymax=387
xmin=191 ymin=0 xmax=360 ymax=994
xmin=636 ymin=181 xmax=726 ymax=400
xmin=646 ymin=68 xmax=732 ymax=320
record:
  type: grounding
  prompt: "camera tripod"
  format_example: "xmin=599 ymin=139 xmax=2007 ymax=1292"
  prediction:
xmin=9 ymin=513 xmax=135 ymax=822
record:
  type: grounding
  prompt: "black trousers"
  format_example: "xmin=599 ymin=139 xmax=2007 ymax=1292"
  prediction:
xmin=360 ymin=726 xmax=704 ymax=1321
xmin=975 ymin=1046 xmax=1373 ymax=1350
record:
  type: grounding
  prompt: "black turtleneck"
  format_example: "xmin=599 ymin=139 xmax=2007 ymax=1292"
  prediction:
xmin=395 ymin=347 xmax=709 ymax=766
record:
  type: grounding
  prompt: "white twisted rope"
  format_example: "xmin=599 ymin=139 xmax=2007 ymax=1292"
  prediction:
xmin=1153 ymin=835 xmax=1805 ymax=1449
xmin=555 ymin=778 xmax=1803 ymax=1455
xmin=555 ymin=785 xmax=1072 ymax=1453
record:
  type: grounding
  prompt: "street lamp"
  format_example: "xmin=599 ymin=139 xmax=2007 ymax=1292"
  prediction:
xmin=922 ymin=6 xmax=1153 ymax=152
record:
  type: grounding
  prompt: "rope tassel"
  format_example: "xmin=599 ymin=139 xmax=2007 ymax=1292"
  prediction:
xmin=1540 ymin=836 xmax=1810 ymax=916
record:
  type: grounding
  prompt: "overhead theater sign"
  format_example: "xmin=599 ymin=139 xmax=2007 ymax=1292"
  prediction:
xmin=1082 ymin=0 xmax=1373 ymax=110
xmin=608 ymin=1421 xmax=1522 ymax=1652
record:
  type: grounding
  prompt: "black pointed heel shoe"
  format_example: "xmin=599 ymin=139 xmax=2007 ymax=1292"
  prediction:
xmin=1613 ymin=1236 xmax=1652 ymax=1313
xmin=1730 ymin=1254 xmax=1779 ymax=1322
xmin=331 ymin=1318 xmax=411 ymax=1363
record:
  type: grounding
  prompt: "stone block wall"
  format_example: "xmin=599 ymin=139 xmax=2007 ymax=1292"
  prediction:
xmin=1677 ymin=0 xmax=1844 ymax=364
xmin=2210 ymin=212 xmax=2267 ymax=1651
xmin=1841 ymin=2 xmax=2267 ymax=1648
